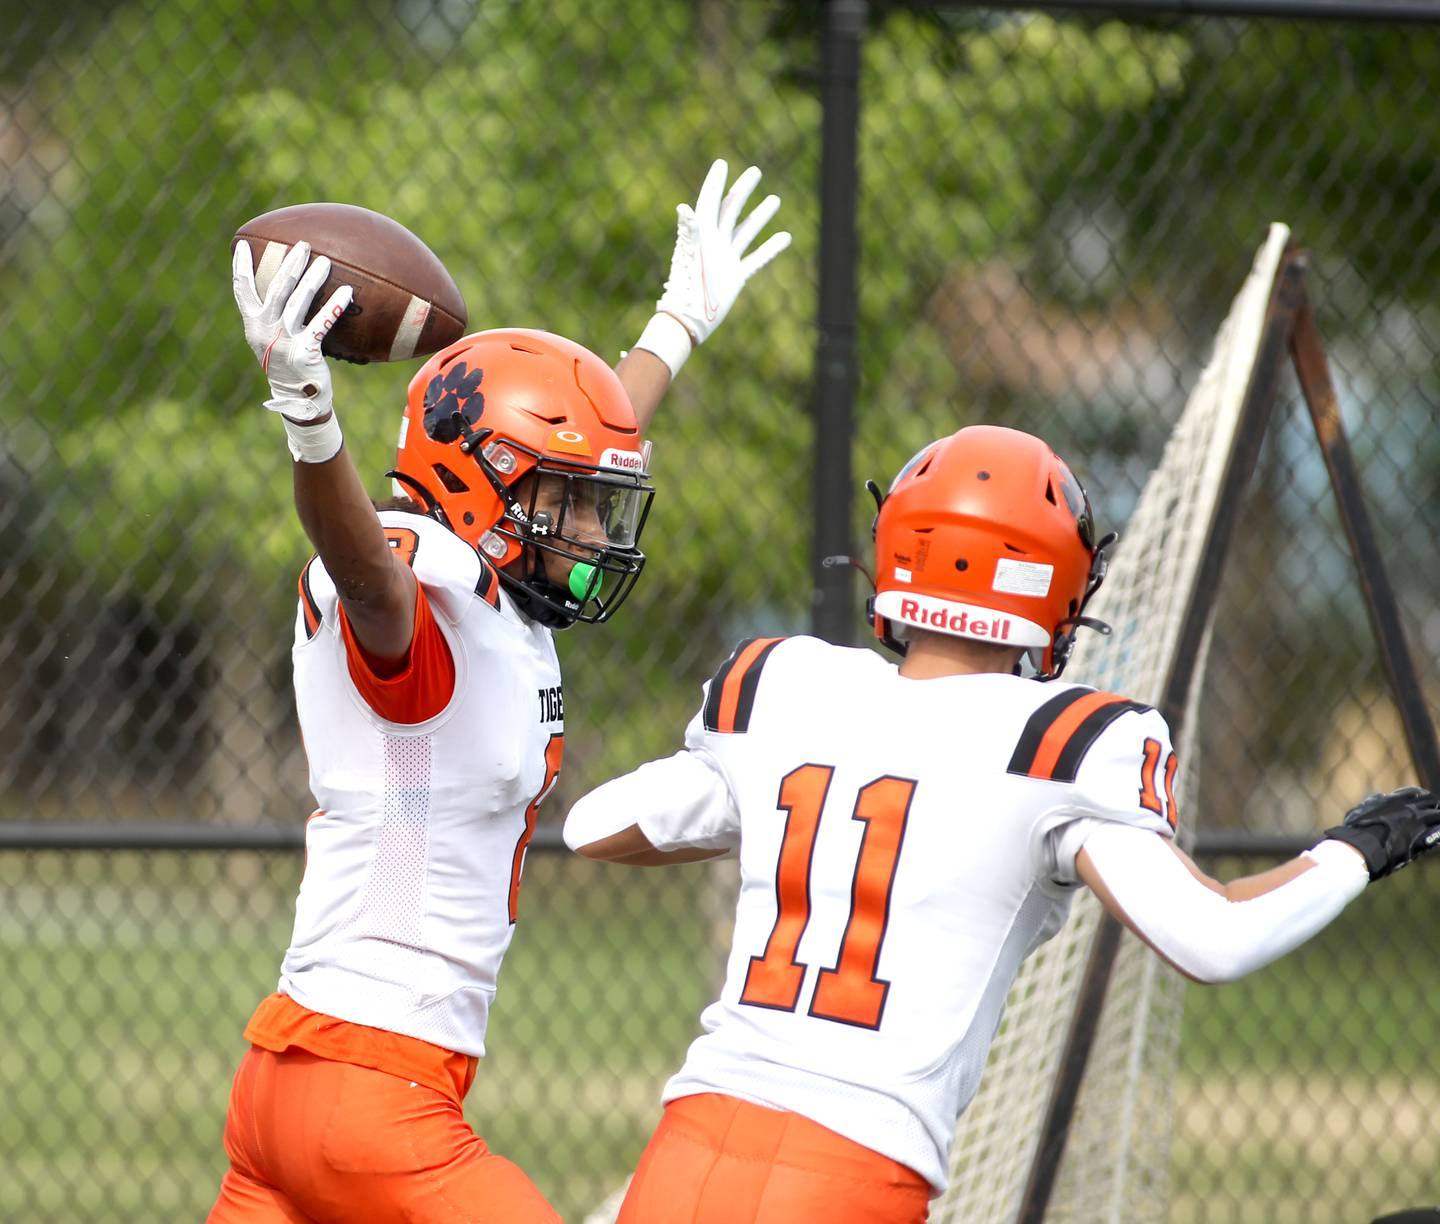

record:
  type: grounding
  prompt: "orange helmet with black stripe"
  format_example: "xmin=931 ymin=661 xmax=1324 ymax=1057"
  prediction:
xmin=869 ymin=425 xmax=1113 ymax=678
xmin=390 ymin=328 xmax=654 ymax=628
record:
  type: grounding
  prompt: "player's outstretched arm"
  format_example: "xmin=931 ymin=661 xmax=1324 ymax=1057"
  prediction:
xmin=1074 ymin=784 xmax=1440 ymax=984
xmin=564 ymin=750 xmax=739 ymax=867
xmin=619 ymin=158 xmax=792 ymax=433
xmin=232 ymin=239 xmax=416 ymax=667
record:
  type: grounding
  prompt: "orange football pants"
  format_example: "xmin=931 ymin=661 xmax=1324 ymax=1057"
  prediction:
xmin=616 ymin=1093 xmax=932 ymax=1224
xmin=208 ymin=1046 xmax=561 ymax=1224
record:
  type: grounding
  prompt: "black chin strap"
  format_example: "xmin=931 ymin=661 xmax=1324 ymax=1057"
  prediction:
xmin=495 ymin=568 xmax=577 ymax=628
xmin=1038 ymin=531 xmax=1119 ymax=680
xmin=865 ymin=479 xmax=886 ymax=540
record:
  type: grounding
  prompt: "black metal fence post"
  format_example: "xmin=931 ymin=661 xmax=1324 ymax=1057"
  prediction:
xmin=811 ymin=0 xmax=867 ymax=644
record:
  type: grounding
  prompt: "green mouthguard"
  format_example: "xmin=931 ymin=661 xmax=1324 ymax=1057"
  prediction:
xmin=569 ymin=562 xmax=603 ymax=602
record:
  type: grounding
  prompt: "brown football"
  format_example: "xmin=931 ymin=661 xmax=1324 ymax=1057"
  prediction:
xmin=232 ymin=202 xmax=468 ymax=364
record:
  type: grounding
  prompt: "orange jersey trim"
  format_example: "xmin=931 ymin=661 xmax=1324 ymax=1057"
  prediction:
xmin=1027 ymin=690 xmax=1128 ymax=780
xmin=1007 ymin=687 xmax=1148 ymax=783
xmin=298 ymin=559 xmax=322 ymax=639
xmin=703 ymin=637 xmax=785 ymax=734
xmin=474 ymin=556 xmax=501 ymax=609
xmin=338 ymin=572 xmax=456 ymax=725
xmin=243 ymin=992 xmax=477 ymax=1103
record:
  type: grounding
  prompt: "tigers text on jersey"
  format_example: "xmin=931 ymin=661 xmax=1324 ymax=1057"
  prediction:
xmin=628 ymin=635 xmax=1174 ymax=1195
xmin=281 ymin=511 xmax=564 ymax=1058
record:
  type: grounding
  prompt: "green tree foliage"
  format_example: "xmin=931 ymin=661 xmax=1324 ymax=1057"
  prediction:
xmin=6 ymin=0 xmax=1429 ymax=786
xmin=1056 ymin=19 xmax=1440 ymax=304
xmin=852 ymin=13 xmax=1188 ymax=492
xmin=1036 ymin=16 xmax=1440 ymax=776
xmin=0 ymin=0 xmax=1192 ymax=779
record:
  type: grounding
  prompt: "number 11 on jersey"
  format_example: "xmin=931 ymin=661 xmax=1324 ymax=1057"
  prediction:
xmin=740 ymin=764 xmax=916 ymax=1030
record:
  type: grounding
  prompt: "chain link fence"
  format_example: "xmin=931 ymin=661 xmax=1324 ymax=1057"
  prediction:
xmin=2 ymin=1 xmax=1438 ymax=1219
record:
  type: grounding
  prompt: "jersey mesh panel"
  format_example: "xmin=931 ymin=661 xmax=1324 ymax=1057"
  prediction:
xmin=346 ymin=735 xmax=431 ymax=964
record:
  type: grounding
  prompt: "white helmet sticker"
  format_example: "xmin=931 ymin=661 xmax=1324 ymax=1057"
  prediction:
xmin=993 ymin=558 xmax=1054 ymax=597
xmin=599 ymin=447 xmax=646 ymax=473
xmin=873 ymin=590 xmax=1049 ymax=648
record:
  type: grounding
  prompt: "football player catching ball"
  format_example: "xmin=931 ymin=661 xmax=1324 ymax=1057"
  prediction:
xmin=207 ymin=160 xmax=789 ymax=1223
xmin=565 ymin=424 xmax=1440 ymax=1224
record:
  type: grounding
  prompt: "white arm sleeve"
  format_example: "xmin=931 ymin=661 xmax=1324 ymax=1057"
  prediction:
xmin=1080 ymin=822 xmax=1369 ymax=983
xmin=562 ymin=749 xmax=741 ymax=856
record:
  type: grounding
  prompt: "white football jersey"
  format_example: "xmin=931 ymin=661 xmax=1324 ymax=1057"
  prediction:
xmin=279 ymin=510 xmax=565 ymax=1057
xmin=648 ymin=635 xmax=1177 ymax=1194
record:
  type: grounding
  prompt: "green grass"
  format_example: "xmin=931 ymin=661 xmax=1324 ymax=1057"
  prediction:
xmin=1180 ymin=855 xmax=1440 ymax=1075
xmin=1167 ymin=858 xmax=1440 ymax=1220
xmin=2 ymin=850 xmax=1437 ymax=1221
xmin=0 ymin=848 xmax=718 ymax=1223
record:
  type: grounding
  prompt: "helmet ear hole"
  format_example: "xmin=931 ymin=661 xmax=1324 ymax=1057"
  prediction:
xmin=1045 ymin=480 xmax=1058 ymax=505
xmin=432 ymin=464 xmax=470 ymax=494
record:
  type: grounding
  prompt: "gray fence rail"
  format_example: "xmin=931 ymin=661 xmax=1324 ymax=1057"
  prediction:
xmin=0 ymin=822 xmax=1321 ymax=857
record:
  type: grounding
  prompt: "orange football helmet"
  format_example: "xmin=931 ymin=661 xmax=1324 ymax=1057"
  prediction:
xmin=390 ymin=328 xmax=654 ymax=627
xmin=869 ymin=425 xmax=1113 ymax=678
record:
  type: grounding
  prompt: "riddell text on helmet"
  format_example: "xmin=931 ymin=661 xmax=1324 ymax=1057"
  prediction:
xmin=898 ymin=599 xmax=1012 ymax=640
xmin=599 ymin=447 xmax=646 ymax=472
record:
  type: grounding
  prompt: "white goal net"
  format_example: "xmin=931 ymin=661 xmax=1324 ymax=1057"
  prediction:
xmin=933 ymin=223 xmax=1293 ymax=1224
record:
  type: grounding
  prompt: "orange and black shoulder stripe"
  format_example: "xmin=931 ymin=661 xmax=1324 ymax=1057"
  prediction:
xmin=1007 ymin=686 xmax=1150 ymax=783
xmin=474 ymin=558 xmax=501 ymax=609
xmin=298 ymin=557 xmax=322 ymax=640
xmin=703 ymin=637 xmax=786 ymax=734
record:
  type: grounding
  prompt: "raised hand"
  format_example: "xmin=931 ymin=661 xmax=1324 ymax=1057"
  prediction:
xmin=659 ymin=158 xmax=791 ymax=347
xmin=634 ymin=159 xmax=791 ymax=379
xmin=232 ymin=238 xmax=352 ymax=423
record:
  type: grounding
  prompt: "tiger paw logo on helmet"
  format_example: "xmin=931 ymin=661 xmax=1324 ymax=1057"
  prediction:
xmin=422 ymin=362 xmax=484 ymax=443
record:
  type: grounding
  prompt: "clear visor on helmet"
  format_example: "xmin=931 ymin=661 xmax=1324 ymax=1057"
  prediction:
xmin=469 ymin=439 xmax=655 ymax=629
xmin=508 ymin=461 xmax=653 ymax=556
xmin=569 ymin=475 xmax=648 ymax=548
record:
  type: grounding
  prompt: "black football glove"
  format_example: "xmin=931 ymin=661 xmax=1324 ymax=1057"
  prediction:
xmin=1323 ymin=786 xmax=1440 ymax=881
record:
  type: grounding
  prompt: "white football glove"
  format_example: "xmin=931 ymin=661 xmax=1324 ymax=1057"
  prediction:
xmin=635 ymin=159 xmax=792 ymax=377
xmin=232 ymin=239 xmax=353 ymax=460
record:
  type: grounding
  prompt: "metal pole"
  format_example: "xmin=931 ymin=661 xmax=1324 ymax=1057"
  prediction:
xmin=811 ymin=0 xmax=867 ymax=644
xmin=886 ymin=0 xmax=1440 ymax=23
xmin=1288 ymin=280 xmax=1440 ymax=790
